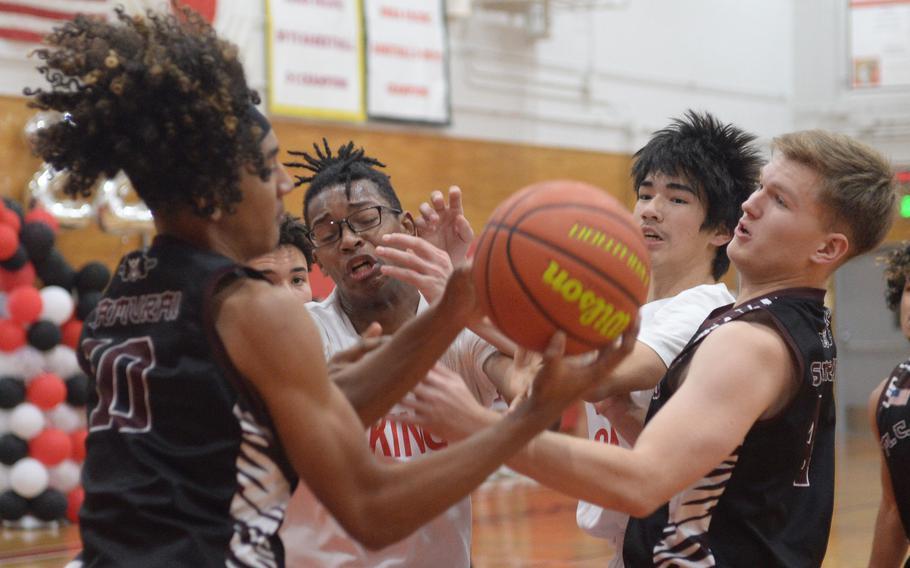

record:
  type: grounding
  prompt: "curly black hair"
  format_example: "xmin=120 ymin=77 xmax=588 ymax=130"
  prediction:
xmin=24 ymin=4 xmax=268 ymax=216
xmin=278 ymin=214 xmax=314 ymax=269
xmin=287 ymin=139 xmax=401 ymax=223
xmin=883 ymin=243 xmax=910 ymax=312
xmin=632 ymin=110 xmax=762 ymax=280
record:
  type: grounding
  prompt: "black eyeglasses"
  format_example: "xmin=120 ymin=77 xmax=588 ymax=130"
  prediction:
xmin=307 ymin=205 xmax=402 ymax=247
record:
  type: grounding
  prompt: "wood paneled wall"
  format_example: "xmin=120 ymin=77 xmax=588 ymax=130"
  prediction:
xmin=0 ymin=95 xmax=635 ymax=271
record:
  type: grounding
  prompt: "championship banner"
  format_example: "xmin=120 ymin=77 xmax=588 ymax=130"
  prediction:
xmin=365 ymin=0 xmax=449 ymax=124
xmin=266 ymin=0 xmax=365 ymax=121
xmin=850 ymin=0 xmax=910 ymax=88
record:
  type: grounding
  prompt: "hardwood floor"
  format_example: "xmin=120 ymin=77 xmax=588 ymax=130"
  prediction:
xmin=0 ymin=433 xmax=887 ymax=567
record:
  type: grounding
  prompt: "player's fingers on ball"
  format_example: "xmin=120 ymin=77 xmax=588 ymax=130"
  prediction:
xmin=543 ymin=331 xmax=567 ymax=361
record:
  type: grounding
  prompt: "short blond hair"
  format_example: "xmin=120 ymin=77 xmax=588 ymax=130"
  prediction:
xmin=772 ymin=130 xmax=896 ymax=259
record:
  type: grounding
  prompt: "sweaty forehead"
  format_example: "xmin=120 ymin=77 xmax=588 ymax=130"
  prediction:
xmin=308 ymin=179 xmax=392 ymax=221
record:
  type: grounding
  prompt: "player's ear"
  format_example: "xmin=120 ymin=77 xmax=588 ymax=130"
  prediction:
xmin=709 ymin=225 xmax=733 ymax=248
xmin=811 ymin=232 xmax=849 ymax=266
xmin=399 ymin=211 xmax=416 ymax=236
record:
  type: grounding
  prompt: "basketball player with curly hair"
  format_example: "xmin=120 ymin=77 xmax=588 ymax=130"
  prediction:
xmin=869 ymin=243 xmax=910 ymax=568
xmin=27 ymin=6 xmax=635 ymax=566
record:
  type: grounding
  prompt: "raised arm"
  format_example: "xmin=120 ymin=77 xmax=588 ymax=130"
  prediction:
xmin=216 ymin=275 xmax=636 ymax=549
xmin=868 ymin=379 xmax=909 ymax=568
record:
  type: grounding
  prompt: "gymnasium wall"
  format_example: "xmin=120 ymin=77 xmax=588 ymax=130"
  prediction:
xmin=0 ymin=95 xmax=636 ymax=269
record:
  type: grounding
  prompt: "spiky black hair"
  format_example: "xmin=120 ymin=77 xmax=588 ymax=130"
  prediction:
xmin=632 ymin=110 xmax=762 ymax=280
xmin=287 ymin=139 xmax=401 ymax=223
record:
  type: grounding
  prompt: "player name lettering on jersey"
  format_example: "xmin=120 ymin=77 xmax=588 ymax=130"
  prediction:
xmin=881 ymin=419 xmax=910 ymax=457
xmin=810 ymin=358 xmax=836 ymax=387
xmin=89 ymin=291 xmax=183 ymax=329
xmin=369 ymin=416 xmax=447 ymax=458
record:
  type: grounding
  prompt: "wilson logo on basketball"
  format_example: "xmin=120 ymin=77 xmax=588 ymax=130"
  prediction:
xmin=541 ymin=260 xmax=631 ymax=340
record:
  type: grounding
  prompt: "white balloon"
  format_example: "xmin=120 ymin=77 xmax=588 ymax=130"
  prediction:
xmin=43 ymin=346 xmax=81 ymax=379
xmin=0 ymin=353 xmax=22 ymax=379
xmin=13 ymin=347 xmax=48 ymax=380
xmin=9 ymin=403 xmax=45 ymax=440
xmin=10 ymin=458 xmax=48 ymax=498
xmin=47 ymin=404 xmax=82 ymax=433
xmin=47 ymin=460 xmax=80 ymax=493
xmin=39 ymin=287 xmax=74 ymax=326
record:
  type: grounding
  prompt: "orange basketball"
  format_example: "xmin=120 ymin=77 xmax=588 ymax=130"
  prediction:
xmin=472 ymin=180 xmax=650 ymax=355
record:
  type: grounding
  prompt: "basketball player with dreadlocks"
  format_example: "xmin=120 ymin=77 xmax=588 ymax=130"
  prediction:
xmin=27 ymin=7 xmax=637 ymax=566
xmin=869 ymin=243 xmax=910 ymax=568
xmin=405 ymin=129 xmax=896 ymax=567
xmin=279 ymin=140 xmax=523 ymax=567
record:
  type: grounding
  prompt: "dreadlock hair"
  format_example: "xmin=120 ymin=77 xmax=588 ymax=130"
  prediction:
xmin=24 ymin=3 xmax=268 ymax=217
xmin=278 ymin=214 xmax=314 ymax=269
xmin=632 ymin=110 xmax=762 ymax=280
xmin=287 ymin=139 xmax=401 ymax=223
xmin=882 ymin=243 xmax=910 ymax=312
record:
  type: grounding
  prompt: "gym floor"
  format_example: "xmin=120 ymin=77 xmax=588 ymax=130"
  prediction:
xmin=0 ymin=432 xmax=882 ymax=567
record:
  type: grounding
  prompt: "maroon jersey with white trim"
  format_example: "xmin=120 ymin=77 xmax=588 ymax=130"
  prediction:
xmin=78 ymin=235 xmax=296 ymax=567
xmin=624 ymin=288 xmax=835 ymax=568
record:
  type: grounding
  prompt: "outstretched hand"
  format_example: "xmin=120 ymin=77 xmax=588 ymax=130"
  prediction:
xmin=377 ymin=233 xmax=453 ymax=304
xmin=400 ymin=363 xmax=490 ymax=442
xmin=522 ymin=321 xmax=640 ymax=415
xmin=327 ymin=322 xmax=385 ymax=377
xmin=415 ymin=186 xmax=475 ymax=264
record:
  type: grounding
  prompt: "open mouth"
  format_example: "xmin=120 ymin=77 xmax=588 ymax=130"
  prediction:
xmin=641 ymin=226 xmax=664 ymax=242
xmin=348 ymin=256 xmax=378 ymax=281
xmin=736 ymin=222 xmax=751 ymax=236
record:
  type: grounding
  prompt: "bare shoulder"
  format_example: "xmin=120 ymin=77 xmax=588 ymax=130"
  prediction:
xmin=696 ymin=320 xmax=791 ymax=365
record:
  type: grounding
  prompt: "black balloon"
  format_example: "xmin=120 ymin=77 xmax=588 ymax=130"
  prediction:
xmin=75 ymin=262 xmax=111 ymax=294
xmin=65 ymin=373 xmax=89 ymax=407
xmin=77 ymin=291 xmax=102 ymax=321
xmin=0 ymin=245 xmax=27 ymax=271
xmin=36 ymin=250 xmax=75 ymax=290
xmin=29 ymin=488 xmax=67 ymax=521
xmin=27 ymin=320 xmax=61 ymax=351
xmin=0 ymin=434 xmax=27 ymax=466
xmin=0 ymin=377 xmax=25 ymax=409
xmin=20 ymin=222 xmax=55 ymax=263
xmin=0 ymin=490 xmax=28 ymax=521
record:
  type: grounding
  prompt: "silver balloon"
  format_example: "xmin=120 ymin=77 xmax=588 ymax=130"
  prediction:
xmin=95 ymin=171 xmax=155 ymax=236
xmin=27 ymin=163 xmax=95 ymax=229
xmin=23 ymin=111 xmax=63 ymax=149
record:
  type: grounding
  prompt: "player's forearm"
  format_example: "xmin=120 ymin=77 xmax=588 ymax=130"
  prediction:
xmin=335 ymin=301 xmax=468 ymax=425
xmin=868 ymin=499 xmax=909 ymax=568
xmin=507 ymin=431 xmax=659 ymax=517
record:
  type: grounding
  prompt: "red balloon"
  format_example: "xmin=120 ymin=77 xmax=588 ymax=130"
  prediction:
xmin=27 ymin=372 xmax=66 ymax=410
xmin=0 ymin=319 xmax=25 ymax=352
xmin=7 ymin=286 xmax=42 ymax=324
xmin=67 ymin=487 xmax=84 ymax=523
xmin=0 ymin=208 xmax=20 ymax=234
xmin=24 ymin=208 xmax=59 ymax=233
xmin=71 ymin=429 xmax=87 ymax=462
xmin=0 ymin=225 xmax=18 ymax=260
xmin=29 ymin=428 xmax=72 ymax=466
xmin=0 ymin=263 xmax=36 ymax=292
xmin=61 ymin=319 xmax=83 ymax=349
